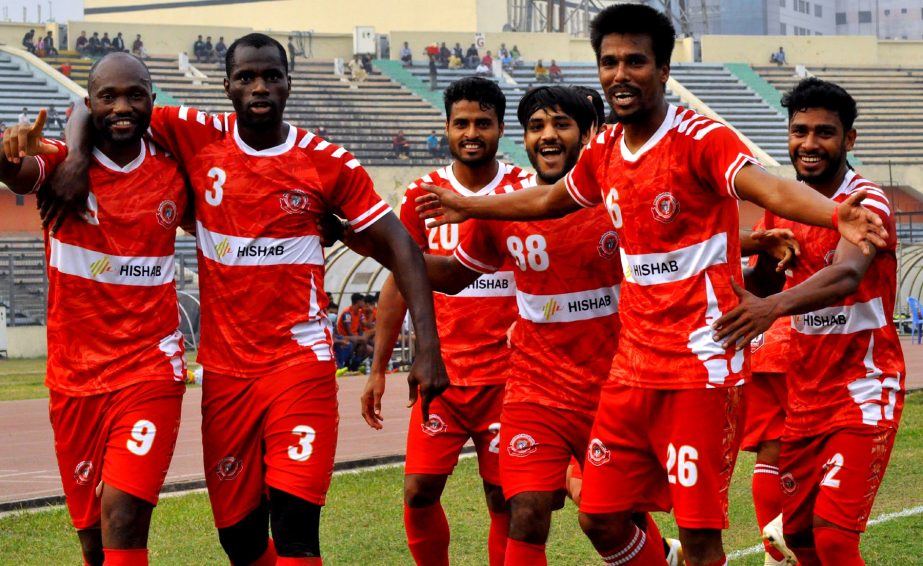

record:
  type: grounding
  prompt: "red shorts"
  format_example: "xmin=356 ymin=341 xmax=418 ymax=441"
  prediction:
xmin=49 ymin=380 xmax=184 ymax=529
xmin=202 ymin=363 xmax=338 ymax=528
xmin=741 ymin=372 xmax=787 ymax=452
xmin=780 ymin=426 xmax=896 ymax=534
xmin=579 ymin=384 xmax=743 ymax=530
xmin=499 ymin=402 xmax=594 ymax=500
xmin=405 ymin=383 xmax=504 ymax=486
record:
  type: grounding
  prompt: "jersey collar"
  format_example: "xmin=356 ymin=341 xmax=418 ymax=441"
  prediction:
xmin=233 ymin=121 xmax=298 ymax=157
xmin=830 ymin=169 xmax=858 ymax=200
xmin=619 ymin=104 xmax=678 ymax=163
xmin=92 ymin=139 xmax=146 ymax=174
xmin=444 ymin=160 xmax=506 ymax=196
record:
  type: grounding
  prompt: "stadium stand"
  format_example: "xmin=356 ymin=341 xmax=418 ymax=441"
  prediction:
xmin=0 ymin=51 xmax=76 ymax=138
xmin=43 ymin=54 xmax=92 ymax=87
xmin=755 ymin=65 xmax=923 ymax=164
xmin=0 ymin=239 xmax=46 ymax=326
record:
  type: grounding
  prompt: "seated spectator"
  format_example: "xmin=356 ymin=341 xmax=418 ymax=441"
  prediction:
xmin=132 ymin=34 xmax=149 ymax=59
xmin=475 ymin=61 xmax=491 ymax=77
xmin=360 ymin=54 xmax=373 ymax=74
xmin=193 ymin=34 xmax=206 ymax=62
xmin=501 ymin=52 xmax=513 ymax=72
xmin=41 ymin=31 xmax=58 ymax=57
xmin=287 ymin=36 xmax=301 ymax=72
xmin=47 ymin=105 xmax=64 ymax=130
xmin=22 ymin=29 xmax=36 ymax=54
xmin=482 ymin=50 xmax=493 ymax=67
xmin=392 ymin=130 xmax=411 ymax=159
xmin=549 ymin=59 xmax=563 ymax=82
xmin=511 ymin=44 xmax=522 ymax=65
xmin=203 ymin=36 xmax=216 ymax=63
xmin=348 ymin=56 xmax=368 ymax=82
xmin=465 ymin=43 xmax=479 ymax=68
xmin=59 ymin=61 xmax=72 ymax=77
xmin=336 ymin=294 xmax=372 ymax=373
xmin=425 ymin=130 xmax=440 ymax=157
xmin=314 ymin=125 xmax=329 ymax=139
xmin=75 ymin=31 xmax=88 ymax=56
xmin=112 ymin=32 xmax=126 ymax=52
xmin=534 ymin=59 xmax=550 ymax=82
xmin=447 ymin=52 xmax=463 ymax=69
xmin=438 ymin=132 xmax=449 ymax=157
xmin=428 ymin=55 xmax=438 ymax=90
xmin=88 ymin=32 xmax=102 ymax=57
xmin=100 ymin=32 xmax=113 ymax=54
xmin=399 ymin=41 xmax=413 ymax=66
xmin=18 ymin=108 xmax=29 ymax=125
xmin=499 ymin=43 xmax=509 ymax=58
xmin=438 ymin=42 xmax=450 ymax=68
xmin=425 ymin=43 xmax=439 ymax=60
xmin=770 ymin=46 xmax=787 ymax=66
xmin=452 ymin=42 xmax=463 ymax=59
xmin=215 ymin=36 xmax=227 ymax=61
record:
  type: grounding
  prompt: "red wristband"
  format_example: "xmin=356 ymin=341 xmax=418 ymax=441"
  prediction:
xmin=831 ymin=205 xmax=839 ymax=230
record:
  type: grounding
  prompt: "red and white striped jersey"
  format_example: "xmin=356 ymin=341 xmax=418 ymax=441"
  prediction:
xmin=767 ymin=170 xmax=904 ymax=438
xmin=34 ymin=140 xmax=187 ymax=395
xmin=455 ymin=178 xmax=622 ymax=414
xmin=565 ymin=104 xmax=760 ymax=390
xmin=400 ymin=163 xmax=528 ymax=386
xmin=149 ymin=106 xmax=390 ymax=378
xmin=748 ymin=218 xmax=791 ymax=375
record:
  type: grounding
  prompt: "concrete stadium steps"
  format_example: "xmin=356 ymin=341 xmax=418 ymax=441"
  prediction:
xmin=41 ymin=53 xmax=92 ymax=88
xmin=0 ymin=53 xmax=75 ymax=136
xmin=146 ymin=57 xmax=446 ymax=166
xmin=755 ymin=65 xmax=923 ymax=164
xmin=0 ymin=239 xmax=47 ymax=326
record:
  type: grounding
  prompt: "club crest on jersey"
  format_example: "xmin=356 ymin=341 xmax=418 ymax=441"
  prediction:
xmin=587 ymin=438 xmax=611 ymax=466
xmin=780 ymin=472 xmax=798 ymax=496
xmin=750 ymin=333 xmax=764 ymax=352
xmin=421 ymin=414 xmax=447 ymax=436
xmin=824 ymin=250 xmax=836 ymax=266
xmin=651 ymin=192 xmax=679 ymax=223
xmin=597 ymin=231 xmax=619 ymax=259
xmin=73 ymin=460 xmax=94 ymax=485
xmin=280 ymin=189 xmax=310 ymax=215
xmin=216 ymin=456 xmax=243 ymax=480
xmin=156 ymin=200 xmax=178 ymax=228
xmin=508 ymin=433 xmax=538 ymax=457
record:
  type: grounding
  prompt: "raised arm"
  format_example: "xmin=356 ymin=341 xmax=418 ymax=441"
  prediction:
xmin=43 ymin=102 xmax=92 ymax=232
xmin=0 ymin=109 xmax=59 ymax=194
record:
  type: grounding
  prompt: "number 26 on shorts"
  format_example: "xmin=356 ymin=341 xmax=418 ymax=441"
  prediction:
xmin=666 ymin=443 xmax=698 ymax=487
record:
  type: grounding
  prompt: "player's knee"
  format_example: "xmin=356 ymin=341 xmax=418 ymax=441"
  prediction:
xmin=756 ymin=440 xmax=781 ymax=463
xmin=784 ymin=528 xmax=814 ymax=551
xmin=508 ymin=493 xmax=554 ymax=543
xmin=482 ymin=480 xmax=507 ymax=514
xmin=102 ymin=494 xmax=153 ymax=546
xmin=579 ymin=511 xmax=634 ymax=546
xmin=404 ymin=474 xmax=446 ymax=507
xmin=269 ymin=487 xmax=321 ymax=557
xmin=218 ymin=499 xmax=270 ymax=565
xmin=677 ymin=527 xmax=723 ymax=564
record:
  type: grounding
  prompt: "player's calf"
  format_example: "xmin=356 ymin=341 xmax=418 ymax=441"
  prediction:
xmin=77 ymin=528 xmax=103 ymax=566
xmin=269 ymin=487 xmax=322 ymax=558
xmin=404 ymin=473 xmax=449 ymax=507
xmin=677 ymin=527 xmax=727 ymax=566
xmin=218 ymin=497 xmax=271 ymax=566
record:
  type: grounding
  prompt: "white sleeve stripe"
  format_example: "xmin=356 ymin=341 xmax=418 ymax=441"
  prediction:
xmin=345 ymin=158 xmax=361 ymax=169
xmin=331 ymin=147 xmax=347 ymax=159
xmin=195 ymin=110 xmax=207 ymax=125
xmin=350 ymin=203 xmax=392 ymax=233
xmin=223 ymin=113 xmax=229 ymax=131
xmin=455 ymin=246 xmax=498 ymax=274
xmin=178 ymin=106 xmax=190 ymax=121
xmin=564 ymin=173 xmax=594 ymax=208
xmin=349 ymin=200 xmax=391 ymax=227
xmin=861 ymin=198 xmax=892 ymax=217
xmin=212 ymin=116 xmax=222 ymax=131
xmin=298 ymin=131 xmax=315 ymax=148
xmin=724 ymin=153 xmax=761 ymax=200
xmin=31 ymin=155 xmax=46 ymax=194
xmin=314 ymin=140 xmax=330 ymax=151
xmin=693 ymin=122 xmax=724 ymax=140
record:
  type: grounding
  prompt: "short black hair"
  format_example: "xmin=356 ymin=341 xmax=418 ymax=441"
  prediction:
xmin=443 ymin=77 xmax=506 ymax=123
xmin=590 ymin=3 xmax=676 ymax=67
xmin=364 ymin=293 xmax=376 ymax=304
xmin=226 ymin=33 xmax=288 ymax=78
xmin=517 ymin=86 xmax=597 ymax=137
xmin=781 ymin=77 xmax=858 ymax=131
xmin=570 ymin=85 xmax=606 ymax=129
xmin=350 ymin=292 xmax=365 ymax=304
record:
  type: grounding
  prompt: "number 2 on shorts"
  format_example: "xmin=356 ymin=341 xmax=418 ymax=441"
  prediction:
xmin=288 ymin=425 xmax=317 ymax=462
xmin=488 ymin=422 xmax=501 ymax=454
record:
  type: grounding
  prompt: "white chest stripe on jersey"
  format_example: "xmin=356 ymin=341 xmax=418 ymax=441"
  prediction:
xmin=620 ymin=232 xmax=727 ymax=286
xmin=196 ymin=221 xmax=324 ymax=267
xmin=791 ymin=298 xmax=887 ymax=336
xmin=49 ymin=238 xmax=175 ymax=287
xmin=516 ymin=285 xmax=620 ymax=324
xmin=438 ymin=271 xmax=516 ymax=298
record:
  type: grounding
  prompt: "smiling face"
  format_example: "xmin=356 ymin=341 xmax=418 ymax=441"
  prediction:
xmin=86 ymin=54 xmax=153 ymax=146
xmin=524 ymin=106 xmax=588 ymax=185
xmin=597 ymin=33 xmax=668 ymax=125
xmin=788 ymin=107 xmax=855 ymax=186
xmin=446 ymin=100 xmax=503 ymax=168
xmin=224 ymin=44 xmax=291 ymax=131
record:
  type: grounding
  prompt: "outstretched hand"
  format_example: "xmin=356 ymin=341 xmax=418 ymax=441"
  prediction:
xmin=415 ymin=183 xmax=470 ymax=227
xmin=360 ymin=371 xmax=387 ymax=430
xmin=712 ymin=279 xmax=780 ymax=350
xmin=751 ymin=228 xmax=800 ymax=272
xmin=2 ymin=109 xmax=59 ymax=163
xmin=836 ymin=190 xmax=888 ymax=255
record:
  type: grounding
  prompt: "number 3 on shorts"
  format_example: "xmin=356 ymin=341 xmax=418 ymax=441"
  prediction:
xmin=666 ymin=443 xmax=698 ymax=487
xmin=288 ymin=425 xmax=317 ymax=462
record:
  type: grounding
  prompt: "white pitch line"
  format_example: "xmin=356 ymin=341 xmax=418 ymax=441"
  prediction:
xmin=728 ymin=505 xmax=923 ymax=561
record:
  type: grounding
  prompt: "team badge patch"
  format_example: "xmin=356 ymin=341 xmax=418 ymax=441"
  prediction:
xmin=421 ymin=414 xmax=447 ymax=436
xmin=780 ymin=471 xmax=798 ymax=496
xmin=73 ymin=460 xmax=94 ymax=485
xmin=216 ymin=456 xmax=243 ymax=480
xmin=651 ymin=192 xmax=679 ymax=223
xmin=156 ymin=200 xmax=178 ymax=228
xmin=587 ymin=438 xmax=611 ymax=466
xmin=750 ymin=333 xmax=765 ymax=352
xmin=597 ymin=231 xmax=619 ymax=259
xmin=507 ymin=433 xmax=538 ymax=457
xmin=280 ymin=189 xmax=310 ymax=215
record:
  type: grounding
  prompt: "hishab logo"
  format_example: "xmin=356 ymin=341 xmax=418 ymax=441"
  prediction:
xmin=543 ymin=298 xmax=561 ymax=320
xmin=90 ymin=257 xmax=111 ymax=277
xmin=215 ymin=238 xmax=231 ymax=259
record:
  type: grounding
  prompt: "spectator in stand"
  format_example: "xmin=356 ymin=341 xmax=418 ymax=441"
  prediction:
xmin=438 ymin=131 xmax=449 ymax=157
xmin=203 ymin=36 xmax=216 ymax=63
xmin=314 ymin=125 xmax=329 ymax=139
xmin=447 ymin=51 xmax=463 ymax=70
xmin=499 ymin=43 xmax=509 ymax=58
xmin=475 ymin=60 xmax=491 ymax=77
xmin=363 ymin=294 xmax=378 ymax=340
xmin=428 ymin=54 xmax=438 ymax=90
xmin=361 ymin=54 xmax=373 ymax=74
xmin=47 ymin=105 xmax=64 ymax=130
xmin=337 ymin=293 xmax=373 ymax=373
xmin=22 ymin=29 xmax=36 ymax=54
xmin=549 ymin=59 xmax=563 ymax=82
xmin=348 ymin=55 xmax=368 ymax=82
xmin=453 ymin=42 xmax=463 ymax=59
xmin=59 ymin=61 xmax=72 ymax=77
xmin=112 ymin=32 xmax=126 ymax=52
xmin=511 ymin=44 xmax=522 ymax=65
xmin=534 ymin=59 xmax=550 ymax=82
xmin=465 ymin=43 xmax=479 ymax=68
xmin=100 ymin=32 xmax=113 ymax=54
xmin=426 ymin=130 xmax=440 ymax=157
xmin=192 ymin=34 xmax=206 ymax=62
xmin=425 ymin=43 xmax=439 ymax=60
xmin=770 ymin=45 xmax=787 ymax=66
xmin=287 ymin=36 xmax=299 ymax=72
xmin=75 ymin=31 xmax=88 ymax=56
xmin=439 ymin=42 xmax=451 ymax=68
xmin=328 ymin=302 xmax=354 ymax=373
xmin=0 ymin=122 xmax=5 ymax=141
xmin=501 ymin=50 xmax=514 ymax=72
xmin=215 ymin=36 xmax=227 ymax=60
xmin=88 ymin=32 xmax=101 ymax=57
xmin=400 ymin=41 xmax=413 ymax=66
xmin=392 ymin=130 xmax=411 ymax=159
xmin=18 ymin=108 xmax=29 ymax=125
xmin=482 ymin=50 xmax=493 ymax=67
xmin=131 ymin=34 xmax=149 ymax=59
xmin=41 ymin=31 xmax=58 ymax=57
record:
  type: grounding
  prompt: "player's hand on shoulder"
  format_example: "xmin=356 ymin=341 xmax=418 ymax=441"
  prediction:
xmin=751 ymin=228 xmax=800 ymax=272
xmin=415 ymin=183 xmax=468 ymax=227
xmin=2 ymin=109 xmax=58 ymax=163
xmin=713 ymin=279 xmax=779 ymax=351
xmin=837 ymin=190 xmax=888 ymax=255
xmin=360 ymin=370 xmax=387 ymax=430
xmin=43 ymin=154 xmax=89 ymax=234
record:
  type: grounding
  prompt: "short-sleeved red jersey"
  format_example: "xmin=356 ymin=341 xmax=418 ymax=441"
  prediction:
xmin=767 ymin=170 xmax=904 ymax=438
xmin=400 ymin=163 xmax=528 ymax=386
xmin=149 ymin=106 xmax=390 ymax=378
xmin=455 ymin=179 xmax=622 ymax=414
xmin=747 ymin=218 xmax=791 ymax=374
xmin=34 ymin=140 xmax=188 ymax=395
xmin=565 ymin=105 xmax=760 ymax=390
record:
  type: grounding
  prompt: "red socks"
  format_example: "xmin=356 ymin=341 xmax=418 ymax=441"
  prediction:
xmin=815 ymin=526 xmax=864 ymax=566
xmin=102 ymin=548 xmax=148 ymax=566
xmin=276 ymin=558 xmax=322 ymax=565
xmin=488 ymin=511 xmax=510 ymax=566
xmin=504 ymin=539 xmax=546 ymax=566
xmin=752 ymin=460 xmax=785 ymax=561
xmin=597 ymin=524 xmax=664 ymax=565
xmin=404 ymin=502 xmax=450 ymax=566
xmin=639 ymin=513 xmax=665 ymax=560
xmin=790 ymin=545 xmax=822 ymax=566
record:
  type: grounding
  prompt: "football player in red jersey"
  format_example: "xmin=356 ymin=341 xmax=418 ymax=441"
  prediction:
xmin=1 ymin=53 xmax=187 ymax=566
xmin=47 ymin=34 xmax=447 ymax=566
xmin=715 ymin=78 xmax=904 ymax=566
xmin=362 ymin=77 xmax=528 ymax=566
xmin=415 ymin=5 xmax=888 ymax=566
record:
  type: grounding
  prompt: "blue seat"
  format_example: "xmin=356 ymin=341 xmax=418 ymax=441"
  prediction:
xmin=909 ymin=297 xmax=923 ymax=344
